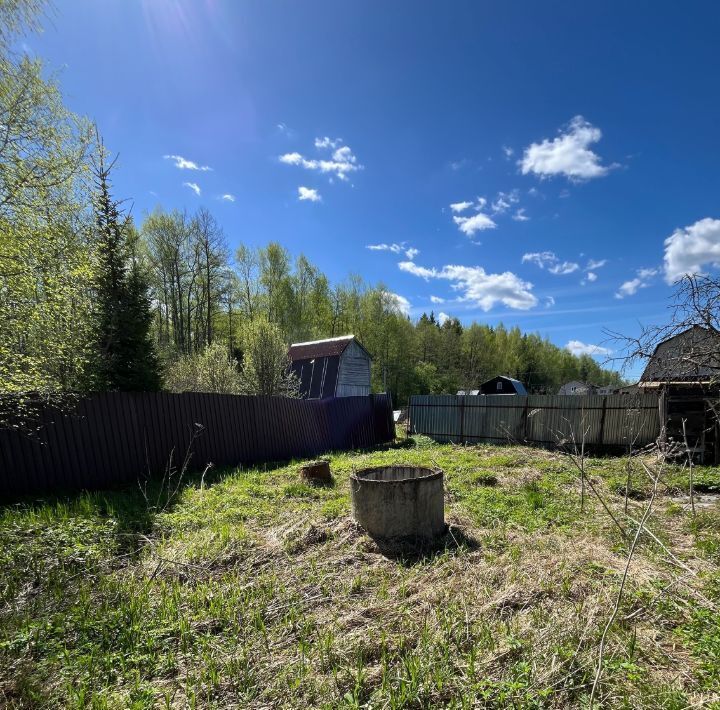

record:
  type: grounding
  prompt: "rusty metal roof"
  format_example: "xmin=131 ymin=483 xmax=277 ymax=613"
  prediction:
xmin=289 ymin=335 xmax=361 ymax=361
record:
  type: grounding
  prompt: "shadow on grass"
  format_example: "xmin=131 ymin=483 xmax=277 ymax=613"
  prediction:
xmin=0 ymin=461 xmax=237 ymax=559
xmin=368 ymin=523 xmax=481 ymax=566
xmin=305 ymin=476 xmax=337 ymax=489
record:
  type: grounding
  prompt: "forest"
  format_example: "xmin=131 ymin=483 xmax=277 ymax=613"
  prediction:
xmin=137 ymin=212 xmax=623 ymax=403
xmin=0 ymin=1 xmax=623 ymax=414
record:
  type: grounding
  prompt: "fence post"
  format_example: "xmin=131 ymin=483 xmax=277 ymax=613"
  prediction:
xmin=658 ymin=390 xmax=667 ymax=448
xmin=523 ymin=399 xmax=529 ymax=441
xmin=599 ymin=396 xmax=607 ymax=447
xmin=459 ymin=395 xmax=465 ymax=445
xmin=385 ymin=391 xmax=394 ymax=440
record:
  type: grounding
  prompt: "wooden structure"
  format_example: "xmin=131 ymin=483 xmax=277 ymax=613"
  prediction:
xmin=289 ymin=335 xmax=371 ymax=399
xmin=639 ymin=326 xmax=720 ymax=463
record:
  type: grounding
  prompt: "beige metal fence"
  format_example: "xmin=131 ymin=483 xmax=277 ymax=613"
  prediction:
xmin=409 ymin=393 xmax=660 ymax=449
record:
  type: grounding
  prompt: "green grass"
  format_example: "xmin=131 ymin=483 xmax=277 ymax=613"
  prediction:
xmin=1 ymin=438 xmax=720 ymax=708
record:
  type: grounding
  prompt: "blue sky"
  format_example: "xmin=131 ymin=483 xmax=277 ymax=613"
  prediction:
xmin=30 ymin=1 xmax=720 ymax=376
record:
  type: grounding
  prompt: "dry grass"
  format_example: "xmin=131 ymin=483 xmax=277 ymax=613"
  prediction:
xmin=1 ymin=440 xmax=720 ymax=708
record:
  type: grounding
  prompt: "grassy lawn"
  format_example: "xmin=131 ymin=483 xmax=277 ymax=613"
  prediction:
xmin=1 ymin=436 xmax=720 ymax=708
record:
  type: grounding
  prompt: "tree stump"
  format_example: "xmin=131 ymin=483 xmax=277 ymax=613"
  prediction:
xmin=299 ymin=460 xmax=332 ymax=484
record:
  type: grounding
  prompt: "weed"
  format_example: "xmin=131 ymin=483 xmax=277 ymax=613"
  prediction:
xmin=0 ymin=442 xmax=717 ymax=708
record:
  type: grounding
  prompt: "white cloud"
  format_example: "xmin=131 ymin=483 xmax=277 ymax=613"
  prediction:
xmin=522 ymin=251 xmax=579 ymax=274
xmin=616 ymin=278 xmax=643 ymax=298
xmin=545 ymin=296 xmax=555 ymax=308
xmin=449 ymin=193 xmax=523 ymax=235
xmin=548 ymin=261 xmax=580 ymax=275
xmin=519 ymin=116 xmax=613 ymax=181
xmin=389 ymin=292 xmax=411 ymax=316
xmin=399 ymin=261 xmax=537 ymax=311
xmin=314 ymin=136 xmax=340 ymax=149
xmin=502 ymin=145 xmax=514 ymax=159
xmin=398 ymin=261 xmax=436 ymax=279
xmin=220 ymin=193 xmax=236 ymax=202
xmin=367 ymin=243 xmax=419 ymax=260
xmin=615 ymin=267 xmax=658 ymax=299
xmin=430 ymin=295 xmax=445 ymax=304
xmin=491 ymin=190 xmax=519 ymax=214
xmin=512 ymin=208 xmax=529 ymax=222
xmin=522 ymin=251 xmax=556 ymax=269
xmin=580 ymin=258 xmax=606 ymax=284
xmin=298 ymin=186 xmax=321 ymax=202
xmin=663 ymin=217 xmax=720 ymax=283
xmin=368 ymin=243 xmax=402 ymax=254
xmin=565 ymin=340 xmax=613 ymax=357
xmin=586 ymin=258 xmax=607 ymax=270
xmin=279 ymin=152 xmax=303 ymax=165
xmin=453 ymin=212 xmax=496 ymax=237
xmin=165 ymin=155 xmax=212 ymax=171
xmin=183 ymin=182 xmax=201 ymax=196
xmin=438 ymin=312 xmax=450 ymax=325
xmin=279 ymin=139 xmax=362 ymax=182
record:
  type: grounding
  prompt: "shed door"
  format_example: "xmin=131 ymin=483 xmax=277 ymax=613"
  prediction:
xmin=322 ymin=356 xmax=339 ymax=398
xmin=309 ymin=357 xmax=326 ymax=399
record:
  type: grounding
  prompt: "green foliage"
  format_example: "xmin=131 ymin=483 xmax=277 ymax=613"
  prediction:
xmin=0 ymin=0 xmax=45 ymax=51
xmin=90 ymin=139 xmax=160 ymax=392
xmin=238 ymin=316 xmax=299 ymax=396
xmin=164 ymin=342 xmax=242 ymax=394
xmin=0 ymin=54 xmax=90 ymax=219
xmin=139 ymin=222 xmax=624 ymax=405
xmin=0 ymin=8 xmax=94 ymax=421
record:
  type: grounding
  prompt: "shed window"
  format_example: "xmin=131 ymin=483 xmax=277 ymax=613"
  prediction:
xmin=496 ymin=382 xmax=502 ymax=391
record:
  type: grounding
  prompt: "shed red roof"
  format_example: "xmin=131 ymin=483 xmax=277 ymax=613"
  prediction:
xmin=288 ymin=335 xmax=357 ymax=361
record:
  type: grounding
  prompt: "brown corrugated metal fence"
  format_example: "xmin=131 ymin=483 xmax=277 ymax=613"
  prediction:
xmin=409 ymin=393 xmax=661 ymax=450
xmin=0 ymin=392 xmax=394 ymax=498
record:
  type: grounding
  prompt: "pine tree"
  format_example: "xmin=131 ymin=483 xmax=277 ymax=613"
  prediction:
xmin=91 ymin=135 xmax=160 ymax=391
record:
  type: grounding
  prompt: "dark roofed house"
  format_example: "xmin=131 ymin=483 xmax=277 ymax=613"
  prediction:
xmin=289 ymin=335 xmax=371 ymax=399
xmin=479 ymin=375 xmax=527 ymax=395
xmin=640 ymin=325 xmax=720 ymax=384
xmin=640 ymin=326 xmax=720 ymax=464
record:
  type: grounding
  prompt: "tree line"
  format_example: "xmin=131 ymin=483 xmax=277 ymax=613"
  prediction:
xmin=136 ymin=210 xmax=622 ymax=403
xmin=0 ymin=0 xmax=623 ymax=427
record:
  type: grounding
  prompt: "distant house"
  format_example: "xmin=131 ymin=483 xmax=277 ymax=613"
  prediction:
xmin=289 ymin=335 xmax=371 ymax=399
xmin=479 ymin=375 xmax=527 ymax=395
xmin=457 ymin=389 xmax=480 ymax=396
xmin=596 ymin=385 xmax=618 ymax=396
xmin=639 ymin=326 xmax=720 ymax=464
xmin=558 ymin=380 xmax=597 ymax=396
